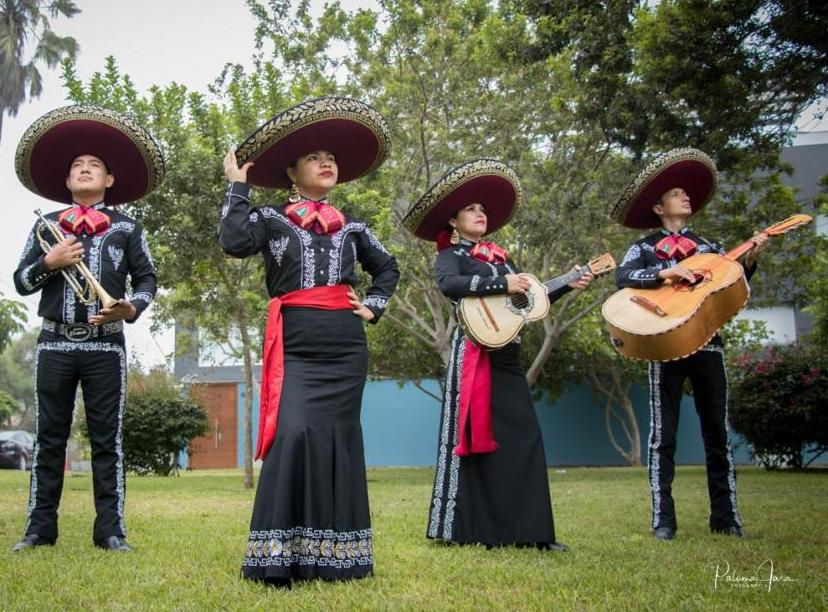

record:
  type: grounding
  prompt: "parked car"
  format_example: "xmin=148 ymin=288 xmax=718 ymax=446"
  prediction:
xmin=0 ymin=430 xmax=34 ymax=470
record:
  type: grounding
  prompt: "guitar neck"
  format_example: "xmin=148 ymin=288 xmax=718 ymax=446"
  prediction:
xmin=724 ymin=239 xmax=760 ymax=261
xmin=544 ymin=268 xmax=583 ymax=293
xmin=723 ymin=214 xmax=813 ymax=261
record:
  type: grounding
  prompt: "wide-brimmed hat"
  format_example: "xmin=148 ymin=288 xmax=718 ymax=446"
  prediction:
xmin=235 ymin=96 xmax=391 ymax=190
xmin=15 ymin=104 xmax=165 ymax=205
xmin=609 ymin=148 xmax=717 ymax=229
xmin=403 ymin=159 xmax=522 ymax=241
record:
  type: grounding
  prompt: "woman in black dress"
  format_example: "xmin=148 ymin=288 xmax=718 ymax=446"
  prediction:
xmin=219 ymin=97 xmax=399 ymax=585
xmin=403 ymin=159 xmax=592 ymax=550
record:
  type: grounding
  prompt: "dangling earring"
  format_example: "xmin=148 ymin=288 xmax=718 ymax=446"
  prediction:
xmin=288 ymin=183 xmax=301 ymax=203
xmin=450 ymin=227 xmax=460 ymax=245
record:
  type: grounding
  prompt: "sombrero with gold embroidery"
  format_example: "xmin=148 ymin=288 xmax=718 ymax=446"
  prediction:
xmin=610 ymin=147 xmax=718 ymax=229
xmin=403 ymin=159 xmax=523 ymax=241
xmin=235 ymin=96 xmax=391 ymax=190
xmin=15 ymin=104 xmax=165 ymax=205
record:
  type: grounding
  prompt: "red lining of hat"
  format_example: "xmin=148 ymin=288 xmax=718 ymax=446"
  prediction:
xmin=623 ymin=159 xmax=715 ymax=229
xmin=27 ymin=120 xmax=150 ymax=205
xmin=244 ymin=120 xmax=380 ymax=189
xmin=414 ymin=175 xmax=517 ymax=240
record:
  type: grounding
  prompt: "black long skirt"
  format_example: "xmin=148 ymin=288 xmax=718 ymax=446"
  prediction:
xmin=241 ymin=308 xmax=373 ymax=582
xmin=427 ymin=330 xmax=558 ymax=546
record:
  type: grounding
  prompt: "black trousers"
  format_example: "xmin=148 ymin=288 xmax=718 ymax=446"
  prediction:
xmin=647 ymin=347 xmax=741 ymax=532
xmin=25 ymin=337 xmax=127 ymax=542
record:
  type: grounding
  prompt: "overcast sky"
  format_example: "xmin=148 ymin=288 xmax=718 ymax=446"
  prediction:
xmin=1 ymin=0 xmax=825 ymax=370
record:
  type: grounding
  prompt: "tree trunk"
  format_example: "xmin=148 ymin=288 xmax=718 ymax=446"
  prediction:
xmin=618 ymin=393 xmax=642 ymax=466
xmin=588 ymin=365 xmax=644 ymax=466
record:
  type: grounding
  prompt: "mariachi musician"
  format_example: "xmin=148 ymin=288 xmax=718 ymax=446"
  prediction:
xmin=610 ymin=148 xmax=767 ymax=541
xmin=12 ymin=105 xmax=164 ymax=552
xmin=403 ymin=159 xmax=592 ymax=551
xmin=220 ymin=97 xmax=398 ymax=586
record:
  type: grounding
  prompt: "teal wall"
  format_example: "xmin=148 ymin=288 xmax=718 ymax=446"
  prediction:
xmin=223 ymin=379 xmax=756 ymax=468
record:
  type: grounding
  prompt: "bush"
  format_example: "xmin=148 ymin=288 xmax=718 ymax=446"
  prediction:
xmin=728 ymin=344 xmax=828 ymax=469
xmin=82 ymin=368 xmax=209 ymax=476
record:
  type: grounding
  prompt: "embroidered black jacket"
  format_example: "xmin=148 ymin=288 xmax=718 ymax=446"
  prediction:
xmin=616 ymin=227 xmax=757 ymax=290
xmin=14 ymin=203 xmax=157 ymax=324
xmin=435 ymin=239 xmax=572 ymax=302
xmin=219 ymin=182 xmax=399 ymax=322
xmin=615 ymin=227 xmax=757 ymax=348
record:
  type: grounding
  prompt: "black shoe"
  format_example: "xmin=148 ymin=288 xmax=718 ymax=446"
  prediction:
xmin=653 ymin=527 xmax=676 ymax=541
xmin=712 ymin=526 xmax=743 ymax=537
xmin=94 ymin=536 xmax=133 ymax=552
xmin=11 ymin=534 xmax=55 ymax=553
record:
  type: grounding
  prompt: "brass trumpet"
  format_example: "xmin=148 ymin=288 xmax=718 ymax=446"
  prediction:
xmin=34 ymin=209 xmax=118 ymax=309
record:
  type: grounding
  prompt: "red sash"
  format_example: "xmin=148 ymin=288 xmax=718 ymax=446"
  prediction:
xmin=256 ymin=284 xmax=353 ymax=460
xmin=454 ymin=339 xmax=498 ymax=456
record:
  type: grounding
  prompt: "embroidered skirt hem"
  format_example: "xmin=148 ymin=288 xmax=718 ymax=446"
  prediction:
xmin=241 ymin=308 xmax=373 ymax=583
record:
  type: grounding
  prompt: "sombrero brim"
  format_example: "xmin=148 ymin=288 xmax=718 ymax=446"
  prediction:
xmin=235 ymin=97 xmax=391 ymax=190
xmin=15 ymin=105 xmax=165 ymax=205
xmin=403 ymin=159 xmax=522 ymax=241
xmin=610 ymin=148 xmax=717 ymax=229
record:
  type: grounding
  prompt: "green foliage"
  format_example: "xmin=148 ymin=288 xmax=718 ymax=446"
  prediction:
xmin=0 ymin=389 xmax=17 ymax=426
xmin=0 ymin=0 xmax=80 ymax=141
xmin=802 ymin=178 xmax=828 ymax=350
xmin=58 ymin=0 xmax=827 ymax=473
xmin=720 ymin=318 xmax=771 ymax=357
xmin=0 ymin=329 xmax=38 ymax=430
xmin=119 ymin=369 xmax=208 ymax=476
xmin=0 ymin=293 xmax=26 ymax=353
xmin=520 ymin=0 xmax=828 ymax=167
xmin=729 ymin=343 xmax=828 ymax=469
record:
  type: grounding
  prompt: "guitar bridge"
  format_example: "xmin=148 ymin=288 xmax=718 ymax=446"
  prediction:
xmin=630 ymin=295 xmax=667 ymax=317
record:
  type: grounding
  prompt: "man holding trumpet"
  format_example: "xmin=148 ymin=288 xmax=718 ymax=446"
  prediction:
xmin=11 ymin=105 xmax=164 ymax=553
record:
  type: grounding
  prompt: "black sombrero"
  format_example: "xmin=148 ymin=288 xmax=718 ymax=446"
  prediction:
xmin=610 ymin=147 xmax=718 ymax=229
xmin=15 ymin=104 xmax=165 ymax=205
xmin=403 ymin=159 xmax=522 ymax=241
xmin=235 ymin=96 xmax=391 ymax=189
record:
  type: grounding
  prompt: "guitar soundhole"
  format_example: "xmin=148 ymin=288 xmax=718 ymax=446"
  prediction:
xmin=507 ymin=292 xmax=535 ymax=316
xmin=677 ymin=269 xmax=712 ymax=290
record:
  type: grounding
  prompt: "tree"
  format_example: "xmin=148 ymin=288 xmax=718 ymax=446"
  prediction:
xmin=0 ymin=0 xmax=80 ymax=142
xmin=0 ymin=389 xmax=16 ymax=426
xmin=517 ymin=0 xmax=828 ymax=168
xmin=87 ymin=367 xmax=209 ymax=476
xmin=554 ymin=309 xmax=646 ymax=466
xmin=0 ymin=292 xmax=26 ymax=351
xmin=61 ymin=0 xmax=827 ymax=478
xmin=802 ymin=177 xmax=828 ymax=350
xmin=0 ymin=328 xmax=37 ymax=428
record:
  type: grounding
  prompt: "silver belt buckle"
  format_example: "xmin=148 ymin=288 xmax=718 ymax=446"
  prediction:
xmin=65 ymin=324 xmax=93 ymax=342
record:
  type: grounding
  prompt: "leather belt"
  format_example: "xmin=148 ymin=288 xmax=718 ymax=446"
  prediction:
xmin=42 ymin=319 xmax=124 ymax=342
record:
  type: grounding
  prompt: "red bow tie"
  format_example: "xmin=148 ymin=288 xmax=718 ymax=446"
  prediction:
xmin=470 ymin=241 xmax=508 ymax=264
xmin=58 ymin=206 xmax=111 ymax=236
xmin=285 ymin=200 xmax=345 ymax=235
xmin=655 ymin=234 xmax=697 ymax=260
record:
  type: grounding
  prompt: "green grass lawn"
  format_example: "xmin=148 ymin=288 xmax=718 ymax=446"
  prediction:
xmin=0 ymin=466 xmax=825 ymax=610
